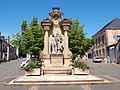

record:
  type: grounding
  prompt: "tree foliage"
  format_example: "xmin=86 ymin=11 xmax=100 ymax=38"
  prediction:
xmin=68 ymin=18 xmax=93 ymax=59
xmin=12 ymin=17 xmax=44 ymax=57
xmin=12 ymin=17 xmax=92 ymax=59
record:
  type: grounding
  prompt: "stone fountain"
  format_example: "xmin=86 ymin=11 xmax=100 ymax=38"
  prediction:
xmin=41 ymin=7 xmax=73 ymax=75
xmin=6 ymin=7 xmax=111 ymax=86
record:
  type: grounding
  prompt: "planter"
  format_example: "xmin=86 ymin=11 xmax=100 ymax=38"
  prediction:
xmin=25 ymin=68 xmax=40 ymax=76
xmin=74 ymin=68 xmax=89 ymax=75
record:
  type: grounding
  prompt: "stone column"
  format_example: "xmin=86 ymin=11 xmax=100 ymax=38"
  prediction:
xmin=6 ymin=46 xmax=9 ymax=61
xmin=2 ymin=53 xmax=5 ymax=61
xmin=26 ymin=53 xmax=29 ymax=60
xmin=41 ymin=18 xmax=51 ymax=55
xmin=61 ymin=19 xmax=71 ymax=56
xmin=64 ymin=30 xmax=68 ymax=55
xmin=16 ymin=47 xmax=19 ymax=58
xmin=44 ymin=29 xmax=49 ymax=54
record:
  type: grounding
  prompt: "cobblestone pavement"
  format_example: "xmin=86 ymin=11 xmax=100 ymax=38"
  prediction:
xmin=0 ymin=59 xmax=120 ymax=90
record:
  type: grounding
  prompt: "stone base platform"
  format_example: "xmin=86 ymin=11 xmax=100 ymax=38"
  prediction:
xmin=5 ymin=75 xmax=112 ymax=86
xmin=43 ymin=67 xmax=72 ymax=75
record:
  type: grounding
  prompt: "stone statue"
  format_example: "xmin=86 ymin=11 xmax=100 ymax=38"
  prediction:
xmin=51 ymin=34 xmax=57 ymax=54
xmin=41 ymin=7 xmax=73 ymax=75
xmin=56 ymin=34 xmax=63 ymax=54
xmin=57 ymin=38 xmax=64 ymax=54
xmin=53 ymin=19 xmax=61 ymax=28
xmin=51 ymin=33 xmax=63 ymax=54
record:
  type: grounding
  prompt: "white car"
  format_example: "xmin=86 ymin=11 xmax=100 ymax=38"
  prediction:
xmin=93 ymin=57 xmax=102 ymax=63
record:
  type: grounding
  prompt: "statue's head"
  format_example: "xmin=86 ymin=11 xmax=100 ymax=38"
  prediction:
xmin=56 ymin=33 xmax=59 ymax=36
xmin=51 ymin=34 xmax=54 ymax=37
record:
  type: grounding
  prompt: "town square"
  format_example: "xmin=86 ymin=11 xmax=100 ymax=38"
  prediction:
xmin=0 ymin=0 xmax=120 ymax=90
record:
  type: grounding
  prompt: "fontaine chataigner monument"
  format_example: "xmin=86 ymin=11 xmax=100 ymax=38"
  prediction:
xmin=41 ymin=7 xmax=73 ymax=75
xmin=7 ymin=7 xmax=111 ymax=86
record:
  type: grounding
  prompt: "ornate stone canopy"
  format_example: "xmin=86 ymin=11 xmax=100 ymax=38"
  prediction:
xmin=49 ymin=7 xmax=64 ymax=20
xmin=41 ymin=7 xmax=72 ymax=72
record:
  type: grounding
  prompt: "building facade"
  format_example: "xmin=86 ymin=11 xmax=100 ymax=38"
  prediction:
xmin=116 ymin=39 xmax=120 ymax=64
xmin=0 ymin=32 xmax=18 ymax=63
xmin=92 ymin=18 xmax=120 ymax=63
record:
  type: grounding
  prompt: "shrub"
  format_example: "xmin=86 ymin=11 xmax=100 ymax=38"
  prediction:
xmin=24 ymin=60 xmax=41 ymax=71
xmin=74 ymin=61 xmax=89 ymax=70
xmin=28 ymin=61 xmax=39 ymax=68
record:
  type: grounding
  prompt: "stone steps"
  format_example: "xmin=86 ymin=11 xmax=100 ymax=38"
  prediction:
xmin=6 ymin=81 xmax=111 ymax=86
xmin=13 ymin=78 xmax=104 ymax=83
xmin=6 ymin=75 xmax=112 ymax=86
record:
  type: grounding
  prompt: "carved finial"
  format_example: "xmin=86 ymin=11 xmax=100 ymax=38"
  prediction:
xmin=52 ymin=7 xmax=60 ymax=11
xmin=49 ymin=7 xmax=64 ymax=19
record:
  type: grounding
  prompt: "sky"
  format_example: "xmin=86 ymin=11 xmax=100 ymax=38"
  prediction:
xmin=0 ymin=0 xmax=120 ymax=39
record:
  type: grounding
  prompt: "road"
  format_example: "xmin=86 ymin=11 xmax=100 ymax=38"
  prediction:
xmin=0 ymin=59 xmax=120 ymax=90
xmin=89 ymin=61 xmax=120 ymax=90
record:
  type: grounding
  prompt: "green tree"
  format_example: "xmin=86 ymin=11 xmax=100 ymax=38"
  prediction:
xmin=12 ymin=17 xmax=44 ymax=59
xmin=13 ymin=20 xmax=29 ymax=56
xmin=12 ymin=32 xmax=26 ymax=56
xmin=13 ymin=17 xmax=92 ymax=60
xmin=21 ymin=20 xmax=27 ymax=31
xmin=68 ymin=18 xmax=93 ymax=59
xmin=28 ymin=17 xmax=44 ymax=57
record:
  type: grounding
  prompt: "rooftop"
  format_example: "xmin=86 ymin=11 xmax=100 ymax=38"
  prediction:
xmin=105 ymin=18 xmax=120 ymax=29
xmin=93 ymin=18 xmax=120 ymax=37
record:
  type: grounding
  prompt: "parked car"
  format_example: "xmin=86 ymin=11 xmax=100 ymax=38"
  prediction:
xmin=93 ymin=57 xmax=102 ymax=63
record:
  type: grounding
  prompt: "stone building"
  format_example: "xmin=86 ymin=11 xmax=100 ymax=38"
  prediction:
xmin=0 ymin=32 xmax=18 ymax=63
xmin=0 ymin=34 xmax=7 ymax=62
xmin=92 ymin=18 xmax=120 ymax=63
xmin=116 ymin=39 xmax=120 ymax=64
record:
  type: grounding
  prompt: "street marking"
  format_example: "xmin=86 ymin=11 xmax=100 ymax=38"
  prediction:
xmin=104 ymin=75 xmax=120 ymax=82
xmin=0 ymin=76 xmax=20 ymax=82
xmin=0 ymin=77 xmax=9 ymax=82
xmin=29 ymin=86 xmax=39 ymax=90
xmin=80 ymin=85 xmax=93 ymax=90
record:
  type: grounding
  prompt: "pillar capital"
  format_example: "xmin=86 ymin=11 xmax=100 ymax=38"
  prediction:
xmin=61 ymin=18 xmax=71 ymax=31
xmin=41 ymin=18 xmax=52 ymax=31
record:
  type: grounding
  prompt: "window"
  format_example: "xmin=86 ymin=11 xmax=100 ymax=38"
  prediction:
xmin=118 ymin=44 xmax=120 ymax=52
xmin=96 ymin=50 xmax=98 ymax=56
xmin=102 ymin=48 xmax=105 ymax=56
xmin=102 ymin=36 xmax=104 ymax=44
xmin=96 ymin=39 xmax=98 ymax=46
xmin=117 ymin=34 xmax=120 ymax=40
xmin=98 ymin=37 xmax=101 ymax=45
xmin=0 ymin=41 xmax=1 ymax=50
xmin=99 ymin=49 xmax=101 ymax=56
